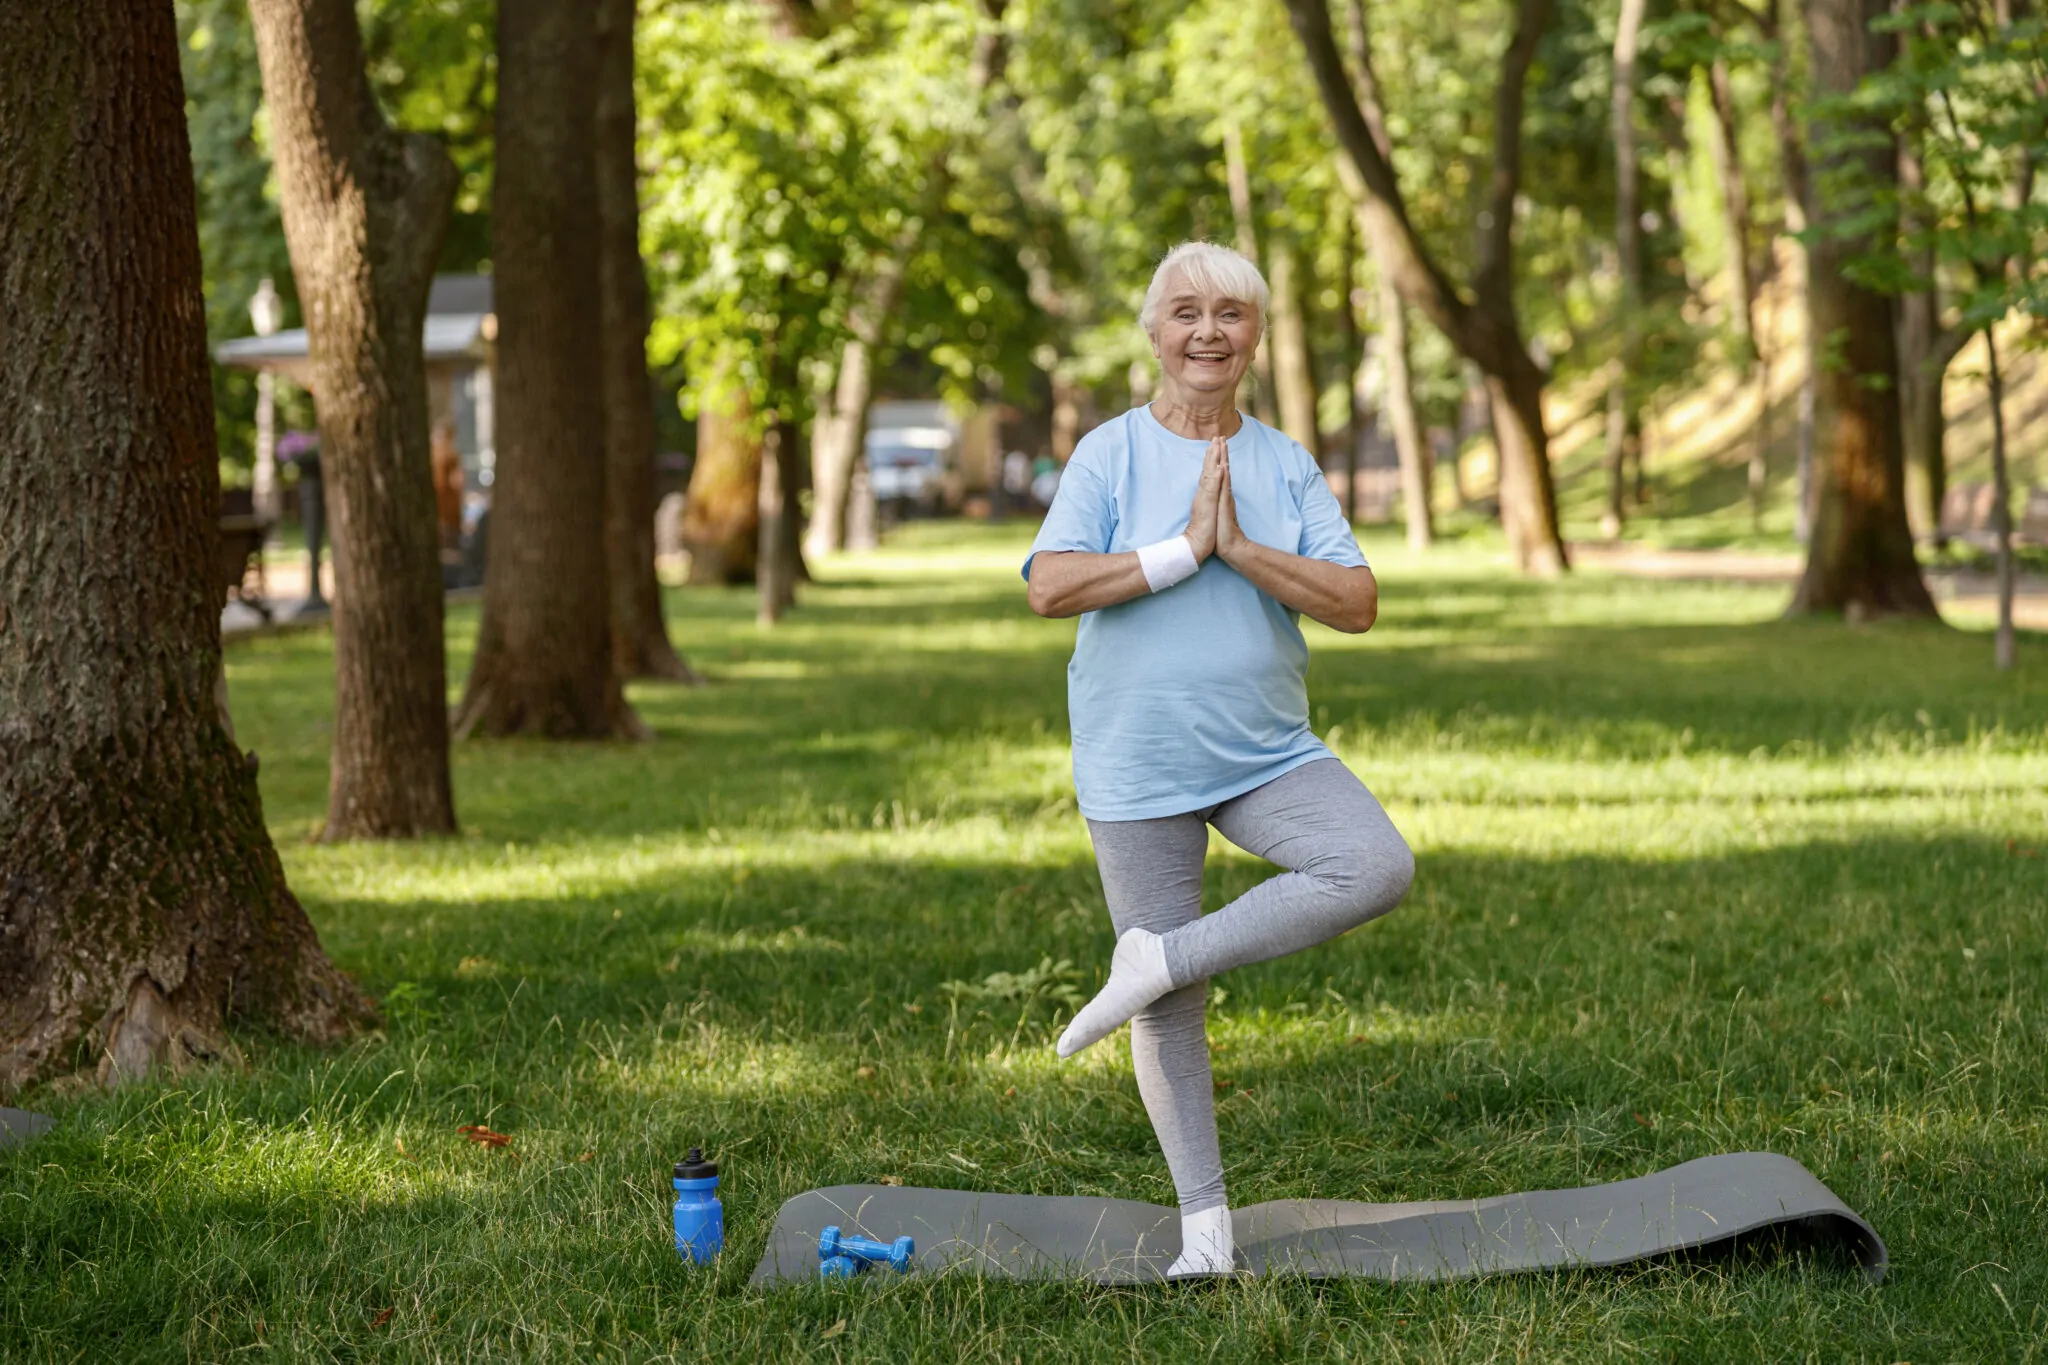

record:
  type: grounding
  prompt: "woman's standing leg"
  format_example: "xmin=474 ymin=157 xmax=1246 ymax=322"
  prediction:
xmin=1085 ymin=813 xmax=1230 ymax=1227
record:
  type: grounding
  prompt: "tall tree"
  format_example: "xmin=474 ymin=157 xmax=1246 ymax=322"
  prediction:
xmin=248 ymin=0 xmax=460 ymax=840
xmin=1338 ymin=0 xmax=1431 ymax=548
xmin=594 ymin=0 xmax=697 ymax=681
xmin=1605 ymin=0 xmax=1648 ymax=538
xmin=1789 ymin=0 xmax=1936 ymax=616
xmin=1268 ymin=234 xmax=1323 ymax=450
xmin=1287 ymin=0 xmax=1570 ymax=573
xmin=1 ymin=0 xmax=367 ymax=1091
xmin=1702 ymin=53 xmax=1773 ymax=530
xmin=455 ymin=0 xmax=642 ymax=736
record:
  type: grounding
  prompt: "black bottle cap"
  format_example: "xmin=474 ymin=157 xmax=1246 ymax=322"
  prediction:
xmin=674 ymin=1146 xmax=717 ymax=1180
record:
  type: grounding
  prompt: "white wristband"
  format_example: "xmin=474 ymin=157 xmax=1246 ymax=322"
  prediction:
xmin=1135 ymin=534 xmax=1200 ymax=593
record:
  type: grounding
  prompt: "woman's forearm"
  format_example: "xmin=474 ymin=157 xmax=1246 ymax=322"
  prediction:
xmin=1222 ymin=542 xmax=1378 ymax=633
xmin=1026 ymin=550 xmax=1155 ymax=617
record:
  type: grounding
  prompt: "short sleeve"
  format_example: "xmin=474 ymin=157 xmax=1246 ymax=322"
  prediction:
xmin=1021 ymin=452 xmax=1115 ymax=581
xmin=1296 ymin=464 xmax=1369 ymax=568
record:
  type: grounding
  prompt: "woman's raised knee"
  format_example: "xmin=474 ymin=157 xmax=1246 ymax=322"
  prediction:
xmin=1311 ymin=832 xmax=1413 ymax=923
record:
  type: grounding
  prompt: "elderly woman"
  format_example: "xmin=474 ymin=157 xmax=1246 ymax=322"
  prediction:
xmin=1023 ymin=241 xmax=1414 ymax=1278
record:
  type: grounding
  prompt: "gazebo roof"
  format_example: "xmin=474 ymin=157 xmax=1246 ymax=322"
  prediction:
xmin=214 ymin=274 xmax=495 ymax=373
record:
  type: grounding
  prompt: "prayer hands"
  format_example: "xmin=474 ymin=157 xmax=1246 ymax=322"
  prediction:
xmin=1215 ymin=448 xmax=1248 ymax=564
xmin=1184 ymin=436 xmax=1227 ymax=560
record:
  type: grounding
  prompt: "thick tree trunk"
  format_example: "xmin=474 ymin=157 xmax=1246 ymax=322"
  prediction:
xmin=455 ymin=0 xmax=641 ymax=737
xmin=595 ymin=0 xmax=696 ymax=682
xmin=1290 ymin=0 xmax=1567 ymax=572
xmin=683 ymin=379 xmax=761 ymax=585
xmin=1269 ymin=237 xmax=1321 ymax=452
xmin=249 ymin=0 xmax=460 ymax=840
xmin=1221 ymin=119 xmax=1282 ymax=428
xmin=1790 ymin=0 xmax=1937 ymax=617
xmin=0 ymin=0 xmax=369 ymax=1094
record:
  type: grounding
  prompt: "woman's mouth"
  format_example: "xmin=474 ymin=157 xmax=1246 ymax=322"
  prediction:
xmin=1186 ymin=351 xmax=1230 ymax=364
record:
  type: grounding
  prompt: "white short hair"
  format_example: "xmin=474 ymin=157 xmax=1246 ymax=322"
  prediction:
xmin=1139 ymin=241 xmax=1270 ymax=337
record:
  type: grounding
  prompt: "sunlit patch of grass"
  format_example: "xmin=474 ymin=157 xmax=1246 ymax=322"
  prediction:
xmin=4 ymin=521 xmax=2045 ymax=1361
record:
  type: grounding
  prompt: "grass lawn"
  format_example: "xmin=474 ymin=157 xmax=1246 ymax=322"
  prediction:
xmin=5 ymin=523 xmax=2046 ymax=1362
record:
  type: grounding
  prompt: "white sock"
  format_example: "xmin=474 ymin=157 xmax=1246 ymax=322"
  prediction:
xmin=1055 ymin=928 xmax=1172 ymax=1058
xmin=1166 ymin=1204 xmax=1235 ymax=1278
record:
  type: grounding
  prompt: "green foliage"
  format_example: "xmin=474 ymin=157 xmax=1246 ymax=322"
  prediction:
xmin=5 ymin=526 xmax=2045 ymax=1357
xmin=177 ymin=0 xmax=301 ymax=477
xmin=638 ymin=1 xmax=1044 ymax=427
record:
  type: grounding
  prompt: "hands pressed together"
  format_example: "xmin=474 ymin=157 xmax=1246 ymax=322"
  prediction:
xmin=1184 ymin=436 xmax=1250 ymax=567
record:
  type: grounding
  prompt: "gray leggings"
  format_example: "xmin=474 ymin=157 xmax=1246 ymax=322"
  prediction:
xmin=1085 ymin=758 xmax=1413 ymax=1214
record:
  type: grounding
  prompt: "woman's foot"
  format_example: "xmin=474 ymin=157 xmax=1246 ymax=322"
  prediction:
xmin=1166 ymin=1204 xmax=1235 ymax=1278
xmin=1055 ymin=928 xmax=1172 ymax=1058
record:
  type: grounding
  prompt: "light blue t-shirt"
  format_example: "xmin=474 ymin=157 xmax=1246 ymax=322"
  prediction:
xmin=1022 ymin=406 xmax=1368 ymax=822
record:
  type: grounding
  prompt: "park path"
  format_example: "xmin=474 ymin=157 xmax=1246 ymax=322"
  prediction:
xmin=1569 ymin=542 xmax=2048 ymax=631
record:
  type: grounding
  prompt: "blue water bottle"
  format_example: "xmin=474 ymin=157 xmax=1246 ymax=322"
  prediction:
xmin=673 ymin=1148 xmax=722 ymax=1263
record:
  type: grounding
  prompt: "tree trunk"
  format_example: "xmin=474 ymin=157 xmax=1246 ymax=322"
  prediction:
xmin=1335 ymin=8 xmax=1430 ymax=547
xmin=248 ymin=0 xmax=460 ymax=840
xmin=1379 ymin=265 xmax=1433 ymax=548
xmin=1790 ymin=0 xmax=1937 ymax=617
xmin=807 ymin=256 xmax=906 ymax=558
xmin=1269 ymin=237 xmax=1321 ymax=452
xmin=683 ymin=378 xmax=761 ymax=585
xmin=1288 ymin=0 xmax=1567 ymax=572
xmin=755 ymin=416 xmax=805 ymax=623
xmin=1 ymin=0 xmax=369 ymax=1094
xmin=1221 ymin=118 xmax=1282 ymax=428
xmin=1703 ymin=55 xmax=1771 ymax=530
xmin=1765 ymin=0 xmax=1819 ymax=543
xmin=1338 ymin=204 xmax=1365 ymax=526
xmin=455 ymin=0 xmax=641 ymax=737
xmin=1606 ymin=0 xmax=1648 ymax=538
xmin=595 ymin=0 xmax=697 ymax=683
xmin=1892 ymin=134 xmax=1964 ymax=542
xmin=1985 ymin=325 xmax=2016 ymax=669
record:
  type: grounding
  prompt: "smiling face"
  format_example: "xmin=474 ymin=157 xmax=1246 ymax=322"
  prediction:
xmin=1148 ymin=270 xmax=1260 ymax=402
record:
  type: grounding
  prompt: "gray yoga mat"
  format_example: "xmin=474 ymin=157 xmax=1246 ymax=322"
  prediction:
xmin=751 ymin=1152 xmax=1884 ymax=1286
xmin=0 ymin=1108 xmax=55 ymax=1149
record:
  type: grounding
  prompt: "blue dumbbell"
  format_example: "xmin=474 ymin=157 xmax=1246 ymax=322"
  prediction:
xmin=817 ymin=1225 xmax=916 ymax=1274
xmin=820 ymin=1254 xmax=860 ymax=1279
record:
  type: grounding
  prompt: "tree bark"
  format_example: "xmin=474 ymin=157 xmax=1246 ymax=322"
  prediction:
xmin=1763 ymin=0 xmax=1819 ymax=542
xmin=595 ymin=0 xmax=697 ymax=682
xmin=1604 ymin=0 xmax=1648 ymax=538
xmin=248 ymin=0 xmax=460 ymax=840
xmin=1269 ymin=236 xmax=1321 ymax=452
xmin=683 ymin=377 xmax=762 ymax=585
xmin=1790 ymin=0 xmax=1937 ymax=617
xmin=1288 ymin=0 xmax=1567 ymax=572
xmin=808 ymin=256 xmax=906 ymax=558
xmin=455 ymin=0 xmax=641 ymax=737
xmin=1 ymin=0 xmax=369 ymax=1094
xmin=1337 ymin=2 xmax=1431 ymax=547
xmin=1892 ymin=132 xmax=1966 ymax=542
xmin=1703 ymin=55 xmax=1772 ymax=530
xmin=1221 ymin=119 xmax=1282 ymax=428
